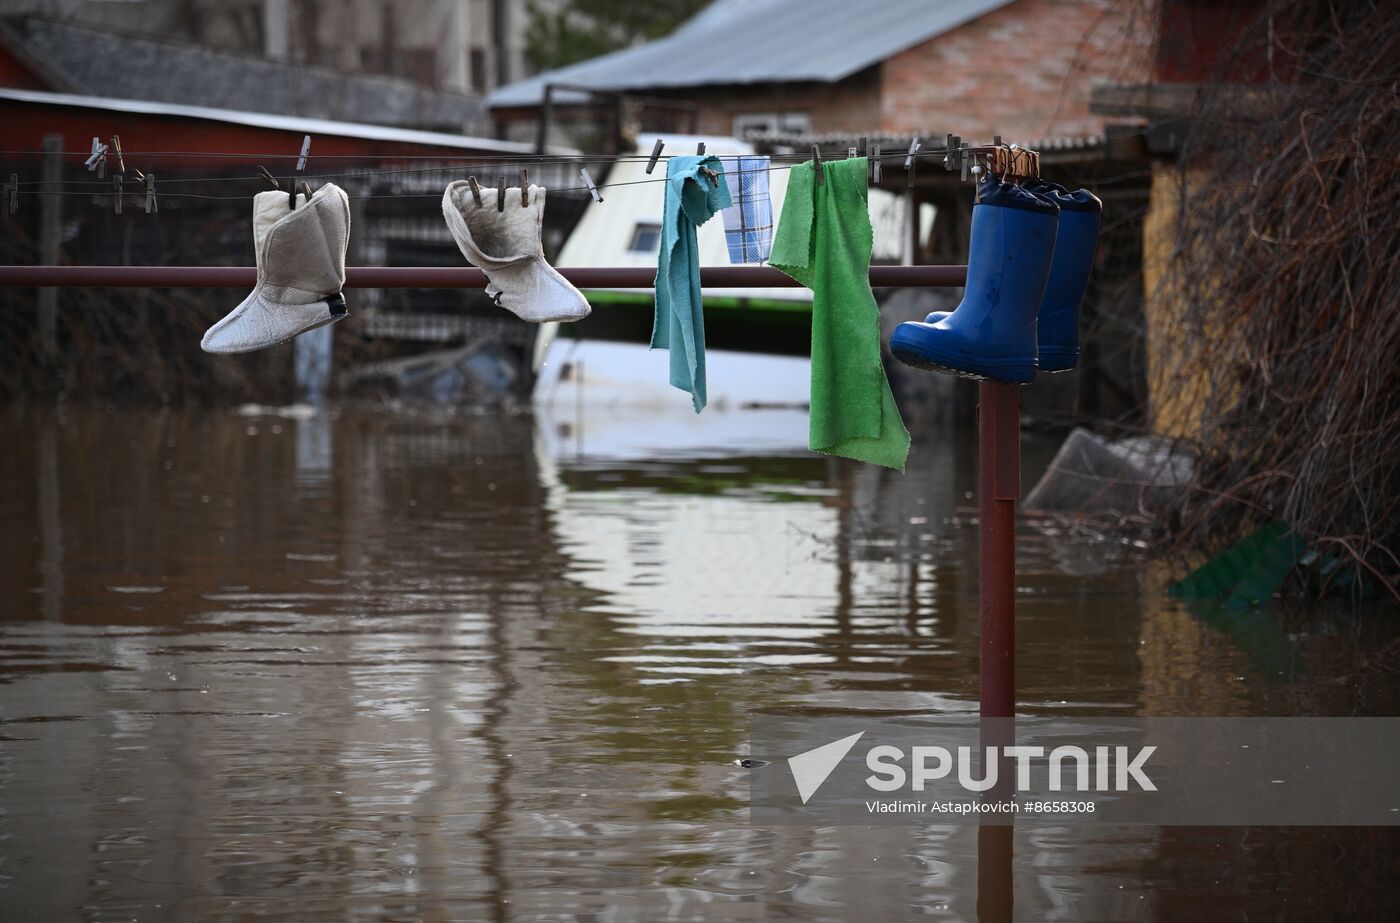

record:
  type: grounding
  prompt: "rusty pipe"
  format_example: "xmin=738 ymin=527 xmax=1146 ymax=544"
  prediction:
xmin=0 ymin=265 xmax=968 ymax=289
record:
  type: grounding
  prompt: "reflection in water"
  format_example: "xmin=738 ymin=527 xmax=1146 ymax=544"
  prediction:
xmin=1 ymin=406 xmax=1397 ymax=920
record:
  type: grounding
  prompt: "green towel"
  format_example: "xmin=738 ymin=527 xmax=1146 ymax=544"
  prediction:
xmin=653 ymin=155 xmax=731 ymax=413
xmin=770 ymin=157 xmax=910 ymax=471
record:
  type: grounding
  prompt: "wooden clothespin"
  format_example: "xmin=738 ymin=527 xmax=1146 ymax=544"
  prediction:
xmin=905 ymin=137 xmax=920 ymax=188
xmin=646 ymin=139 xmax=665 ymax=174
xmin=497 ymin=174 xmax=506 ymax=213
xmin=811 ymin=144 xmax=824 ymax=185
xmin=871 ymin=144 xmax=881 ymax=183
xmin=467 ymin=176 xmax=483 ymax=207
xmin=110 ymin=135 xmax=125 ymax=175
xmin=257 ymin=166 xmax=281 ymax=190
xmin=113 ymin=173 xmax=123 ymax=214
xmin=519 ymin=169 xmax=529 ymax=207
xmin=299 ymin=181 xmax=312 ymax=201
xmin=696 ymin=142 xmax=706 ymax=156
xmin=580 ymin=167 xmax=602 ymax=203
xmin=296 ymin=135 xmax=311 ymax=171
xmin=144 ymin=173 xmax=157 ymax=213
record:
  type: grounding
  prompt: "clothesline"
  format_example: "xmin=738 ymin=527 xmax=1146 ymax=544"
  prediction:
xmin=5 ymin=157 xmax=1091 ymax=478
xmin=4 ymin=162 xmax=968 ymax=206
xmin=3 ymin=148 xmax=999 ymax=206
xmin=2 ymin=147 xmax=989 ymax=187
xmin=0 ymin=145 xmax=981 ymax=164
xmin=18 ymin=157 xmax=805 ymax=186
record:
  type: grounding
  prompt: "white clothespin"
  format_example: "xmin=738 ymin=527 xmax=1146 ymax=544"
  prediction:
xmin=296 ymin=135 xmax=311 ymax=171
xmin=646 ymin=139 xmax=665 ymax=174
xmin=848 ymin=146 xmax=857 ymax=159
xmin=85 ymin=137 xmax=109 ymax=177
xmin=144 ymin=173 xmax=157 ymax=213
xmin=580 ymin=167 xmax=603 ymax=203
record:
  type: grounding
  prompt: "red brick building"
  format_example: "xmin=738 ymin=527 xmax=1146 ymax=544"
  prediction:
xmin=489 ymin=0 xmax=1153 ymax=147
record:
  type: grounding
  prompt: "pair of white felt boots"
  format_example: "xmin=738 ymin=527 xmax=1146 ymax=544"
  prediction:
xmin=201 ymin=181 xmax=590 ymax=354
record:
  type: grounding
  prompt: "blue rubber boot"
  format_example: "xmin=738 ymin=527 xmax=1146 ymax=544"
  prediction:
xmin=922 ymin=180 xmax=1100 ymax=373
xmin=1029 ymin=181 xmax=1100 ymax=371
xmin=891 ymin=177 xmax=1058 ymax=383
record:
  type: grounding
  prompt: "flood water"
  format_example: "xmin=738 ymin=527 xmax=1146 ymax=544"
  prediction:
xmin=2 ymin=405 xmax=1398 ymax=921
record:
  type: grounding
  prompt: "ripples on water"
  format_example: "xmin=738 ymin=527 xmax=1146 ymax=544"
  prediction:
xmin=1 ymin=406 xmax=1397 ymax=920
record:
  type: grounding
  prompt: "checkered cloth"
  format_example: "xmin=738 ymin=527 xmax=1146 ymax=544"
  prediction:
xmin=719 ymin=156 xmax=773 ymax=263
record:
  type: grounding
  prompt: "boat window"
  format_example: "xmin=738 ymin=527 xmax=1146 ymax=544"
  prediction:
xmin=628 ymin=222 xmax=662 ymax=253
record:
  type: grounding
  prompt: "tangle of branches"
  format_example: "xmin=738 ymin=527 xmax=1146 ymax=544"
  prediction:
xmin=1161 ymin=0 xmax=1400 ymax=599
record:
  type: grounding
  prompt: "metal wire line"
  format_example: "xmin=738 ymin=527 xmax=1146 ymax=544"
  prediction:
xmin=0 ymin=145 xmax=973 ymax=163
xmin=5 ymin=151 xmax=990 ymax=202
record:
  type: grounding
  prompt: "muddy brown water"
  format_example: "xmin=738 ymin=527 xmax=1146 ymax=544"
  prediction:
xmin=2 ymin=406 xmax=1398 ymax=921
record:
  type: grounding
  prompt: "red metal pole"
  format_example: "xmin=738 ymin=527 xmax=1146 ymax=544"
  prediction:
xmin=978 ymin=379 xmax=1020 ymax=720
xmin=0 ymin=264 xmax=968 ymax=290
xmin=977 ymin=380 xmax=1020 ymax=921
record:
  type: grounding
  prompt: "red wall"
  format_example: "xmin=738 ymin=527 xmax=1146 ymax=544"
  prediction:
xmin=0 ymin=98 xmax=511 ymax=172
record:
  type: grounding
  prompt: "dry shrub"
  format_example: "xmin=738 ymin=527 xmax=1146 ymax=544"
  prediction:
xmin=1162 ymin=0 xmax=1400 ymax=598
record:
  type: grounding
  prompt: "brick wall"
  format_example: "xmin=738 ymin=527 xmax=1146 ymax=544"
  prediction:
xmin=880 ymin=0 xmax=1154 ymax=141
xmin=649 ymin=69 xmax=883 ymax=138
xmin=502 ymin=0 xmax=1154 ymax=145
xmin=688 ymin=71 xmax=873 ymax=137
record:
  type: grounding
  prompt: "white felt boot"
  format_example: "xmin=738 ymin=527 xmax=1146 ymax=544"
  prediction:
xmin=441 ymin=182 xmax=590 ymax=323
xmin=202 ymin=184 xmax=351 ymax=354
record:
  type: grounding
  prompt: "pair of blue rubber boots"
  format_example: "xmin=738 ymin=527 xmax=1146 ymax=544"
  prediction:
xmin=890 ymin=176 xmax=1102 ymax=383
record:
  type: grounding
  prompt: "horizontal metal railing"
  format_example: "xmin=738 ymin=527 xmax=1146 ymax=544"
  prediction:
xmin=0 ymin=265 xmax=968 ymax=289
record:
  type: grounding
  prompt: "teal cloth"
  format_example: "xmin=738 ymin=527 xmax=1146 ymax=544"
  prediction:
xmin=652 ymin=155 xmax=731 ymax=413
xmin=770 ymin=156 xmax=910 ymax=471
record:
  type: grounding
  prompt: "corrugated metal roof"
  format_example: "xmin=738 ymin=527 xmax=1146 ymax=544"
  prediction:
xmin=4 ymin=17 xmax=489 ymax=133
xmin=0 ymin=88 xmax=563 ymax=154
xmin=488 ymin=0 xmax=1016 ymax=108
